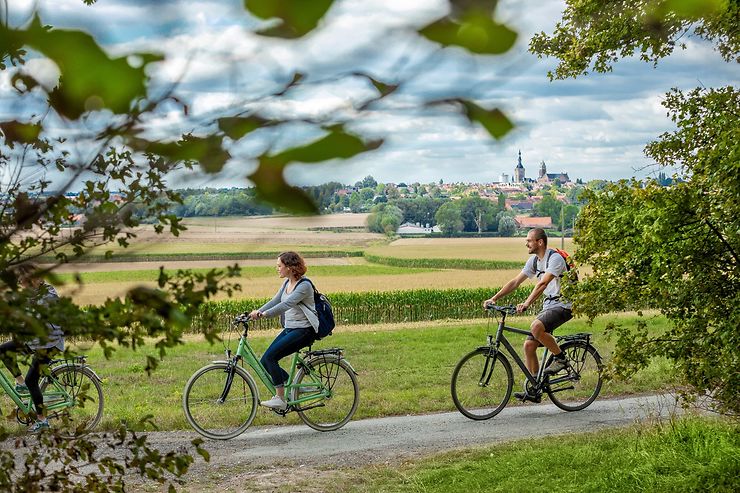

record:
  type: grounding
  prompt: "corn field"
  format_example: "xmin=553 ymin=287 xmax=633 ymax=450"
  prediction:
xmin=191 ymin=286 xmax=536 ymax=333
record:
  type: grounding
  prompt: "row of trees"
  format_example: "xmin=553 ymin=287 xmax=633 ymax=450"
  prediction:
xmin=125 ymin=184 xmax=578 ymax=237
xmin=367 ymin=195 xmax=522 ymax=237
xmin=531 ymin=0 xmax=739 ymax=414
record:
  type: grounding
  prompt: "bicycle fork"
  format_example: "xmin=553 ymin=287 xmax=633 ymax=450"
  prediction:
xmin=218 ymin=353 xmax=239 ymax=404
xmin=478 ymin=336 xmax=500 ymax=387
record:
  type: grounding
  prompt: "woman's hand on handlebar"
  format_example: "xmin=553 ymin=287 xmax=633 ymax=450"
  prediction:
xmin=483 ymin=298 xmax=496 ymax=309
xmin=248 ymin=309 xmax=263 ymax=320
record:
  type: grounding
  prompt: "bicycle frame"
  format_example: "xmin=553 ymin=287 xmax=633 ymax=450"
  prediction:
xmin=0 ymin=366 xmax=75 ymax=416
xmin=485 ymin=310 xmax=553 ymax=390
xmin=222 ymin=325 xmax=330 ymax=407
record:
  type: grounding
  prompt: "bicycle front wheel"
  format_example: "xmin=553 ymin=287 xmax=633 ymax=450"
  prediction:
xmin=545 ymin=341 xmax=603 ymax=411
xmin=183 ymin=362 xmax=259 ymax=440
xmin=44 ymin=365 xmax=104 ymax=437
xmin=292 ymin=356 xmax=359 ymax=432
xmin=451 ymin=348 xmax=513 ymax=420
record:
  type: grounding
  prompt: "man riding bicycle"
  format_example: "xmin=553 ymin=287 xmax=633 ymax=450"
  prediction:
xmin=483 ymin=228 xmax=572 ymax=403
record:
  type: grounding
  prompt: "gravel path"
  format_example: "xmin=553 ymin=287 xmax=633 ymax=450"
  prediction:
xmin=2 ymin=394 xmax=680 ymax=491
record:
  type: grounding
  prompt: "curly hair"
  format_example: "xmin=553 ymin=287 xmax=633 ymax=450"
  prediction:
xmin=278 ymin=251 xmax=307 ymax=278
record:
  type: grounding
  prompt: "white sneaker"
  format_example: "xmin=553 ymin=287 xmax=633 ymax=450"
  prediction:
xmin=260 ymin=395 xmax=287 ymax=410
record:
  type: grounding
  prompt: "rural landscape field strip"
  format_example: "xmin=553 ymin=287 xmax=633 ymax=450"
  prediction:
xmin=53 ymin=264 xmax=436 ymax=284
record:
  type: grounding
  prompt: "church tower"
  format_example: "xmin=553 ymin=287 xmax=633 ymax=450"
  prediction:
xmin=514 ymin=150 xmax=525 ymax=183
xmin=539 ymin=160 xmax=546 ymax=179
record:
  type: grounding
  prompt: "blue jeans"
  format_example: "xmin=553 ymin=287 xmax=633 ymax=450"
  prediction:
xmin=261 ymin=327 xmax=314 ymax=388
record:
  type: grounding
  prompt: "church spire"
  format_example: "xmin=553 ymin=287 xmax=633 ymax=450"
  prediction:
xmin=514 ymin=150 xmax=525 ymax=183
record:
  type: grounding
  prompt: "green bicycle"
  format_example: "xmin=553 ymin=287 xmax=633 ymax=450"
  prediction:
xmin=0 ymin=355 xmax=104 ymax=437
xmin=183 ymin=314 xmax=360 ymax=440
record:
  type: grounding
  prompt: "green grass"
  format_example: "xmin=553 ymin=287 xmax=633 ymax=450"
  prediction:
xmin=346 ymin=417 xmax=740 ymax=493
xmin=0 ymin=314 xmax=678 ymax=434
xmin=54 ymin=264 xmax=435 ymax=284
xmin=364 ymin=254 xmax=521 ymax=270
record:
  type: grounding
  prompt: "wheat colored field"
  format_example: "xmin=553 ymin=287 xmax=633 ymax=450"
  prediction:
xmin=55 ymin=214 xmax=568 ymax=304
xmin=81 ymin=213 xmax=382 ymax=255
xmin=368 ymin=237 xmax=576 ymax=261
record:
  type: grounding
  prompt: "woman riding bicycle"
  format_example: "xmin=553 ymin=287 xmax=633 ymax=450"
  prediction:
xmin=0 ymin=263 xmax=65 ymax=433
xmin=248 ymin=251 xmax=318 ymax=411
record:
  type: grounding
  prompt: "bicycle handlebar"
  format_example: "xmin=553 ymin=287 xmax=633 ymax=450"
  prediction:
xmin=233 ymin=313 xmax=250 ymax=326
xmin=484 ymin=304 xmax=518 ymax=315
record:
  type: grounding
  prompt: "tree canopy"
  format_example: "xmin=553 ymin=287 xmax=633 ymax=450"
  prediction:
xmin=532 ymin=0 xmax=739 ymax=413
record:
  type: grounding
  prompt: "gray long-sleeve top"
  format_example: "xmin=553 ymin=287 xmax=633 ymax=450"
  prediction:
xmin=27 ymin=283 xmax=65 ymax=351
xmin=259 ymin=278 xmax=319 ymax=332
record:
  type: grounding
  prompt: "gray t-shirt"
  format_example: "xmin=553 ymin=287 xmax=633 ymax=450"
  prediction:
xmin=259 ymin=278 xmax=319 ymax=332
xmin=522 ymin=250 xmax=572 ymax=311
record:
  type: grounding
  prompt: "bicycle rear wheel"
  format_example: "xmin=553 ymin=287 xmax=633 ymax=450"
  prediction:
xmin=292 ymin=356 xmax=359 ymax=432
xmin=545 ymin=341 xmax=603 ymax=411
xmin=44 ymin=365 xmax=104 ymax=437
xmin=183 ymin=362 xmax=259 ymax=440
xmin=451 ymin=348 xmax=513 ymax=420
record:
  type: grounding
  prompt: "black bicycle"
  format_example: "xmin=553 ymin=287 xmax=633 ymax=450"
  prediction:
xmin=451 ymin=304 xmax=603 ymax=420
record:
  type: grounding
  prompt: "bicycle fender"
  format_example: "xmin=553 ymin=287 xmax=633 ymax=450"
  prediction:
xmin=53 ymin=363 xmax=103 ymax=383
xmin=341 ymin=358 xmax=359 ymax=376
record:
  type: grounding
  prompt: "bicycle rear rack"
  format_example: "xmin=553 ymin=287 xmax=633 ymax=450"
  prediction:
xmin=305 ymin=348 xmax=342 ymax=358
xmin=556 ymin=332 xmax=592 ymax=343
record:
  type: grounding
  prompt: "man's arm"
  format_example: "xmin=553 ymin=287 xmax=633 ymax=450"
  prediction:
xmin=484 ymin=272 xmax=529 ymax=307
xmin=517 ymin=272 xmax=555 ymax=313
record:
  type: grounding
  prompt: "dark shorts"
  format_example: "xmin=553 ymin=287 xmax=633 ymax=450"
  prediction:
xmin=527 ymin=307 xmax=573 ymax=340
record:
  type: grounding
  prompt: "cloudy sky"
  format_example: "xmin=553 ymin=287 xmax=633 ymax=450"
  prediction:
xmin=4 ymin=0 xmax=738 ymax=187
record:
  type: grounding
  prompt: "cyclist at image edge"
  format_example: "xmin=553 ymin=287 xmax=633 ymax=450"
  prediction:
xmin=484 ymin=227 xmax=572 ymax=403
xmin=0 ymin=263 xmax=65 ymax=432
xmin=248 ymin=251 xmax=319 ymax=411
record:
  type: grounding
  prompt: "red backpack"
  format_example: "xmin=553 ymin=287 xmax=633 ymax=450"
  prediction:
xmin=534 ymin=248 xmax=578 ymax=281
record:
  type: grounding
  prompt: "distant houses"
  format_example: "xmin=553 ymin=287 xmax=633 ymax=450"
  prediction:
xmin=396 ymin=222 xmax=442 ymax=235
xmin=514 ymin=215 xmax=554 ymax=229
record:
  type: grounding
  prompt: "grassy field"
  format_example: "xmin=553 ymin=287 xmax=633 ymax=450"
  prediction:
xmin=342 ymin=417 xmax=739 ymax=493
xmin=0 ymin=313 xmax=677 ymax=434
xmin=366 ymin=237 xmax=576 ymax=261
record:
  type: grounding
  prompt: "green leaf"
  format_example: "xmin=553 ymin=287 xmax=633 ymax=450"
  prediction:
xmin=270 ymin=126 xmax=383 ymax=165
xmin=662 ymin=0 xmax=725 ymax=20
xmin=217 ymin=116 xmax=272 ymax=140
xmin=10 ymin=73 xmax=40 ymax=93
xmin=17 ymin=15 xmax=162 ymax=119
xmin=419 ymin=13 xmax=517 ymax=55
xmin=0 ymin=120 xmax=42 ymax=147
xmin=353 ymin=73 xmax=399 ymax=98
xmin=244 ymin=0 xmax=334 ymax=38
xmin=459 ymin=100 xmax=514 ymax=139
xmin=130 ymin=134 xmax=231 ymax=173
xmin=247 ymin=156 xmax=319 ymax=214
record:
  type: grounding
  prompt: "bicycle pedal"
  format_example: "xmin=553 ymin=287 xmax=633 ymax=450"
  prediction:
xmin=270 ymin=408 xmax=289 ymax=417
